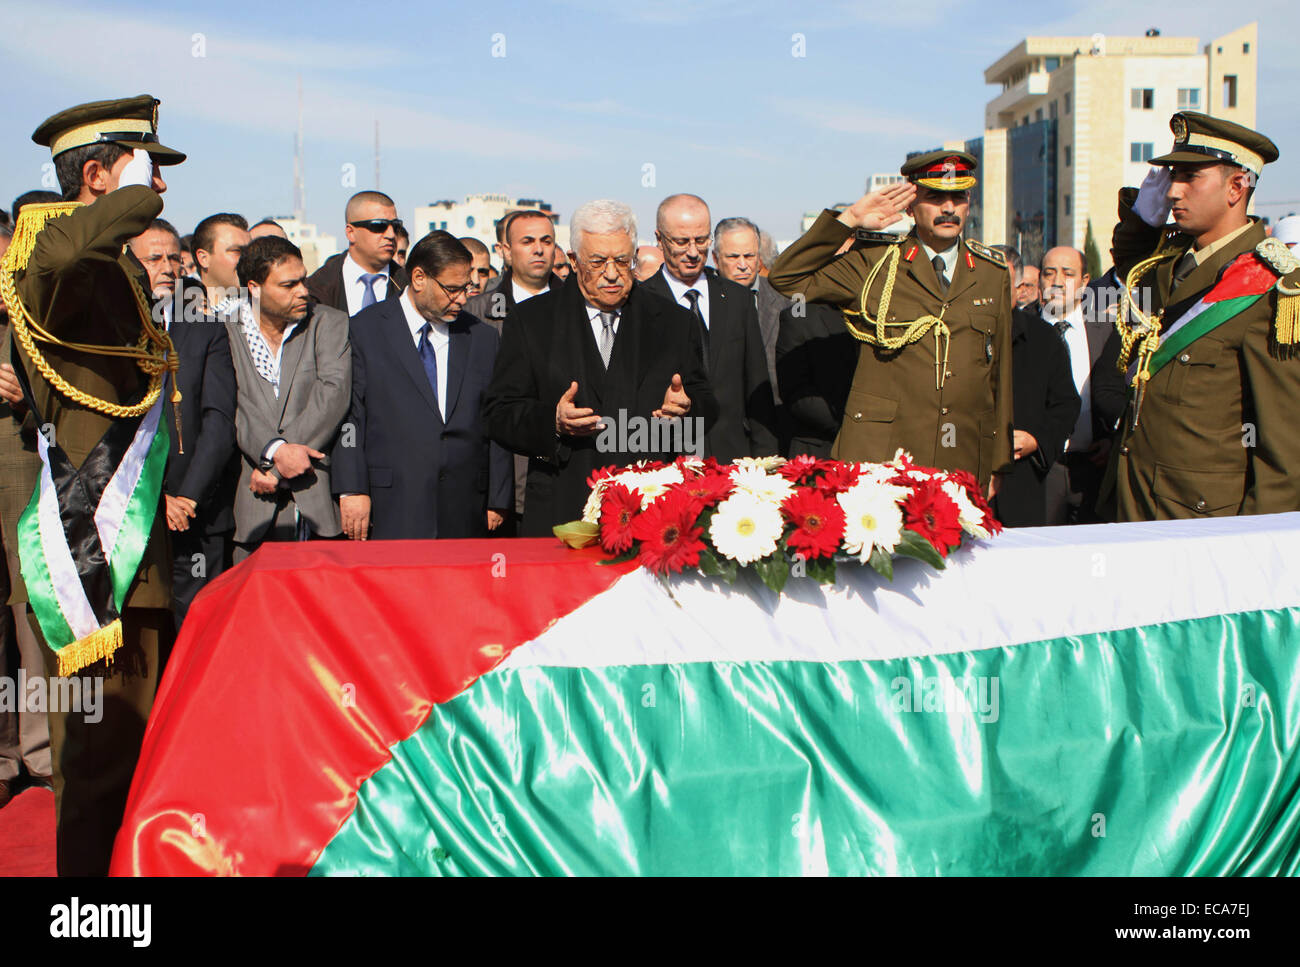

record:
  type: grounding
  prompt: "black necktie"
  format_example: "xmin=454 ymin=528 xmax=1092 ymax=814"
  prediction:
xmin=1054 ymin=319 xmax=1070 ymax=341
xmin=685 ymin=289 xmax=709 ymax=365
xmin=1172 ymin=251 xmax=1197 ymax=290
xmin=931 ymin=255 xmax=949 ymax=295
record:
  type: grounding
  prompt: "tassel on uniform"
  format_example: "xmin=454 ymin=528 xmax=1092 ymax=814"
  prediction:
xmin=1271 ymin=284 xmax=1300 ymax=360
xmin=55 ymin=618 xmax=124 ymax=676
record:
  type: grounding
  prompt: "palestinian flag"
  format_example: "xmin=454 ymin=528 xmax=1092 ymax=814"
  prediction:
xmin=1135 ymin=251 xmax=1279 ymax=381
xmin=13 ymin=361 xmax=169 ymax=675
xmin=112 ymin=516 xmax=1300 ymax=876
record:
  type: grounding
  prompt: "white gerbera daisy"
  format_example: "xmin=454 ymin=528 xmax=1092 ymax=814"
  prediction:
xmin=733 ymin=455 xmax=787 ymax=473
xmin=709 ymin=492 xmax=784 ymax=565
xmin=613 ymin=464 xmax=685 ymax=509
xmin=942 ymin=479 xmax=991 ymax=540
xmin=837 ymin=485 xmax=905 ymax=561
xmin=729 ymin=465 xmax=794 ymax=504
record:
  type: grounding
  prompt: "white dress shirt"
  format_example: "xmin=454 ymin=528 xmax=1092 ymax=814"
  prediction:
xmin=343 ymin=252 xmax=391 ymax=317
xmin=512 ymin=280 xmax=544 ymax=306
xmin=401 ymin=289 xmax=449 ymax=418
xmin=1045 ymin=301 xmax=1093 ymax=452
xmin=660 ymin=265 xmax=711 ymax=327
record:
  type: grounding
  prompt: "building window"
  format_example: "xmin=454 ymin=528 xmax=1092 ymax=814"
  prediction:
xmin=1065 ymin=194 xmax=1072 ymax=216
xmin=1217 ymin=45 xmax=1223 ymax=54
xmin=1243 ymin=42 xmax=1250 ymax=53
xmin=1130 ymin=142 xmax=1155 ymax=162
xmin=1045 ymin=56 xmax=1060 ymax=71
xmin=1064 ymin=92 xmax=1071 ymax=114
xmin=1035 ymin=108 xmax=1043 ymax=121
xmin=1130 ymin=88 xmax=1155 ymax=109
xmin=427 ymin=222 xmax=437 ymax=233
xmin=1049 ymin=100 xmax=1058 ymax=120
xmin=1177 ymin=88 xmax=1201 ymax=109
xmin=465 ymin=215 xmax=475 ymax=228
xmin=1023 ymin=115 xmax=1030 ymax=126
xmin=1065 ymin=145 xmax=1072 ymax=167
xmin=1223 ymin=75 xmax=1238 ymax=109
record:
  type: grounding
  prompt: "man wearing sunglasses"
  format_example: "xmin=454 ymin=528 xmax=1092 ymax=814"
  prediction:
xmin=306 ymin=190 xmax=409 ymax=317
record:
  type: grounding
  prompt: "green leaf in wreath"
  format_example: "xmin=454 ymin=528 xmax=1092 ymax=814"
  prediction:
xmin=867 ymin=545 xmax=894 ymax=581
xmin=752 ymin=554 xmax=790 ymax=594
xmin=894 ymin=529 xmax=947 ymax=570
xmin=805 ymin=555 xmax=837 ymax=585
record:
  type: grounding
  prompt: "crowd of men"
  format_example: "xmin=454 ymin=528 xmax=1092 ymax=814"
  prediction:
xmin=2 ymin=94 xmax=1299 ymax=875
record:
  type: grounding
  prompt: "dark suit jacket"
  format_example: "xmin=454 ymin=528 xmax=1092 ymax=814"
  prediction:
xmin=483 ymin=275 xmax=718 ymax=536
xmin=755 ymin=276 xmax=792 ymax=403
xmin=161 ymin=276 xmax=238 ymax=535
xmin=332 ymin=299 xmax=512 ymax=539
xmin=775 ymin=302 xmax=858 ymax=459
xmin=641 ymin=266 xmax=776 ymax=461
xmin=1079 ymin=274 xmax=1128 ymax=445
xmin=306 ymin=251 xmax=408 ymax=317
xmin=463 ymin=268 xmax=564 ymax=333
xmin=995 ymin=310 xmax=1080 ymax=527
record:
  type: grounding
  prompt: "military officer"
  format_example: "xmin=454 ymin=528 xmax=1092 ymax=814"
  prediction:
xmin=1103 ymin=112 xmax=1300 ymax=521
xmin=1 ymin=95 xmax=184 ymax=875
xmin=769 ymin=151 xmax=1015 ymax=488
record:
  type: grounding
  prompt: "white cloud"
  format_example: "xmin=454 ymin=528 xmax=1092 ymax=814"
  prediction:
xmin=767 ymin=96 xmax=953 ymax=142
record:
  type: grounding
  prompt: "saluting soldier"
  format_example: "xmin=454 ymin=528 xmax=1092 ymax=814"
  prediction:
xmin=1 ymin=95 xmax=184 ymax=875
xmin=1103 ymin=112 xmax=1300 ymax=521
xmin=769 ymin=151 xmax=1014 ymax=489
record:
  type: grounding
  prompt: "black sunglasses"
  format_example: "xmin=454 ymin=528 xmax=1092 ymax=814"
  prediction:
xmin=349 ymin=218 xmax=403 ymax=233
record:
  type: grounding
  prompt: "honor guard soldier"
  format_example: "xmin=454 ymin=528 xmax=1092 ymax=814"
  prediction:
xmin=769 ymin=151 xmax=1014 ymax=490
xmin=1 ymin=95 xmax=184 ymax=875
xmin=1104 ymin=112 xmax=1300 ymax=521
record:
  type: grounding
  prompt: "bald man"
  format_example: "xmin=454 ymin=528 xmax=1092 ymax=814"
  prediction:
xmin=1039 ymin=246 xmax=1126 ymax=524
xmin=306 ymin=190 xmax=409 ymax=316
xmin=635 ymin=245 xmax=663 ymax=281
xmin=640 ymin=194 xmax=776 ymax=461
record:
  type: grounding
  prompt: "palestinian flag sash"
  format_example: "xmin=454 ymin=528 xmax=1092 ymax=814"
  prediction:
xmin=1130 ymin=252 xmax=1278 ymax=382
xmin=12 ymin=354 xmax=169 ymax=675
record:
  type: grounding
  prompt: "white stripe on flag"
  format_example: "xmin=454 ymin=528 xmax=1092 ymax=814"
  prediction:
xmin=34 ymin=431 xmax=99 ymax=640
xmin=95 ymin=398 xmax=163 ymax=564
xmin=500 ymin=513 xmax=1300 ymax=669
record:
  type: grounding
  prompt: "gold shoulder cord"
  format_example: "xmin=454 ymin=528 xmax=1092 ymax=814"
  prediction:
xmin=0 ymin=202 xmax=183 ymax=450
xmin=841 ymin=246 xmax=952 ymax=390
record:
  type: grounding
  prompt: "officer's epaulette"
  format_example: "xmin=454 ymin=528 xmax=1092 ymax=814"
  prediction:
xmin=964 ymin=239 xmax=1003 ymax=267
xmin=852 ymin=229 xmax=904 ymax=246
xmin=1154 ymin=226 xmax=1190 ymax=257
xmin=1257 ymin=237 xmax=1300 ymax=358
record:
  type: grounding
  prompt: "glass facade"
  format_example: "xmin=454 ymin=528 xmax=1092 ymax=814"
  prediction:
xmin=1008 ymin=119 xmax=1057 ymax=265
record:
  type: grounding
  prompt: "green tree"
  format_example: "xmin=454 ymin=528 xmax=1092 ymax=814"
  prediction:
xmin=1084 ymin=219 xmax=1104 ymax=279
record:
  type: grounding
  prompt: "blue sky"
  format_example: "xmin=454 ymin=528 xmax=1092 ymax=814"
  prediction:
xmin=2 ymin=0 xmax=1296 ymax=244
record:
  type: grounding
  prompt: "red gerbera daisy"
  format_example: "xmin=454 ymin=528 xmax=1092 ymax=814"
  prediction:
xmin=676 ymin=471 xmax=735 ymax=511
xmin=630 ymin=490 xmax=706 ymax=575
xmin=945 ymin=469 xmax=1003 ymax=536
xmin=587 ymin=465 xmax=618 ymax=489
xmin=902 ymin=478 xmax=964 ymax=556
xmin=815 ymin=462 xmax=861 ymax=496
xmin=599 ymin=483 xmax=642 ymax=553
xmin=778 ymin=454 xmax=821 ymax=483
xmin=782 ymin=488 xmax=846 ymax=560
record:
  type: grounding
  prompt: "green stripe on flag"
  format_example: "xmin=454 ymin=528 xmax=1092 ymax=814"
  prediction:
xmin=1149 ymin=293 xmax=1264 ymax=376
xmin=311 ymin=607 xmax=1300 ymax=876
xmin=106 ymin=416 xmax=170 ymax=611
xmin=16 ymin=487 xmax=74 ymax=650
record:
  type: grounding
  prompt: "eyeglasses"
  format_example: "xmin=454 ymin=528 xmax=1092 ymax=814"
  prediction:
xmin=659 ymin=234 xmax=712 ymax=252
xmin=349 ymin=218 xmax=404 ymax=233
xmin=433 ymin=277 xmax=474 ymax=299
xmin=582 ymin=255 xmax=635 ymax=273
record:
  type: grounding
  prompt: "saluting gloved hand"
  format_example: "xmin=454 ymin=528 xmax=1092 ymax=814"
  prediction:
xmin=1133 ymin=166 xmax=1174 ymax=227
xmin=116 ymin=148 xmax=155 ymax=189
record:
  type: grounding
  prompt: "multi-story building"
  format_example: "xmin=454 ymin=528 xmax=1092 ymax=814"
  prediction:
xmin=274 ymin=216 xmax=339 ymax=275
xmin=411 ymin=194 xmax=567 ymax=260
xmin=966 ymin=23 xmax=1257 ymax=264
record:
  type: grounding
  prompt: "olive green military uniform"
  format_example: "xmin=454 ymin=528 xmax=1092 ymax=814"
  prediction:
xmin=4 ymin=95 xmax=184 ymax=875
xmin=1103 ymin=112 xmax=1300 ymax=521
xmin=769 ymin=217 xmax=1015 ymax=481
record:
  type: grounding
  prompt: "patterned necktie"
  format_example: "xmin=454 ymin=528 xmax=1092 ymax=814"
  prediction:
xmin=360 ymin=272 xmax=384 ymax=309
xmin=418 ymin=322 xmax=441 ymax=417
xmin=598 ymin=311 xmax=617 ymax=369
xmin=931 ymin=255 xmax=949 ymax=295
xmin=684 ymin=288 xmax=709 ymax=365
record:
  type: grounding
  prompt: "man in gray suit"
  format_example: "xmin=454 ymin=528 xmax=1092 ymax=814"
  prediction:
xmin=226 ymin=236 xmax=351 ymax=560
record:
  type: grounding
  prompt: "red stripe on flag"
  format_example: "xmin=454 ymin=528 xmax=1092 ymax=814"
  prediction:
xmin=110 ymin=539 xmax=636 ymax=876
xmin=1204 ymin=253 xmax=1277 ymax=303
